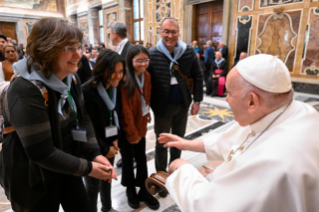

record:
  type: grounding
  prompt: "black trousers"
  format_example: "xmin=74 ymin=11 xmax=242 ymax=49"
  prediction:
xmin=204 ymin=63 xmax=211 ymax=86
xmin=154 ymin=103 xmax=188 ymax=172
xmin=118 ymin=135 xmax=148 ymax=187
xmin=27 ymin=175 xmax=89 ymax=212
xmin=84 ymin=157 xmax=115 ymax=212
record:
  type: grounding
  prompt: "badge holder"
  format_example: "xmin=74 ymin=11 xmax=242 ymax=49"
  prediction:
xmin=66 ymin=90 xmax=88 ymax=143
xmin=105 ymin=108 xmax=118 ymax=139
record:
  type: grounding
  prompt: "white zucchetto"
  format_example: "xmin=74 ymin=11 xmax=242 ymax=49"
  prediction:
xmin=236 ymin=54 xmax=292 ymax=93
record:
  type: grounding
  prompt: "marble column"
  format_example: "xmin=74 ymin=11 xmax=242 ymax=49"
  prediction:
xmin=88 ymin=8 xmax=96 ymax=46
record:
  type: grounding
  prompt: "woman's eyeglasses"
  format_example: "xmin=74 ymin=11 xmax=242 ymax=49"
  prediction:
xmin=132 ymin=59 xmax=150 ymax=64
xmin=5 ymin=50 xmax=16 ymax=54
xmin=64 ymin=45 xmax=84 ymax=53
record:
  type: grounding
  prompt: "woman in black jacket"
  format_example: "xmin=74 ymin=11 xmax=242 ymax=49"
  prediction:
xmin=82 ymin=49 xmax=124 ymax=212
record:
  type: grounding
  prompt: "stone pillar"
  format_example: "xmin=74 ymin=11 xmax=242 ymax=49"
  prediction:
xmin=222 ymin=0 xmax=232 ymax=46
xmin=88 ymin=8 xmax=97 ymax=46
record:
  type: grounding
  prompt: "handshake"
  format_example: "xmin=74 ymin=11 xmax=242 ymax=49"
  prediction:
xmin=89 ymin=156 xmax=118 ymax=183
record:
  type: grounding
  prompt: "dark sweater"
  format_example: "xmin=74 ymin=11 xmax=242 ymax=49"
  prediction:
xmin=147 ymin=45 xmax=203 ymax=117
xmin=0 ymin=74 xmax=101 ymax=210
xmin=82 ymin=82 xmax=121 ymax=156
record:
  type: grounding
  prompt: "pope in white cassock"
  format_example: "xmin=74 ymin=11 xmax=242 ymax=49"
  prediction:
xmin=158 ymin=54 xmax=319 ymax=212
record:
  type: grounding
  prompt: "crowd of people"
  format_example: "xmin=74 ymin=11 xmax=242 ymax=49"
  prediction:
xmin=0 ymin=15 xmax=318 ymax=212
xmin=191 ymin=38 xmax=247 ymax=97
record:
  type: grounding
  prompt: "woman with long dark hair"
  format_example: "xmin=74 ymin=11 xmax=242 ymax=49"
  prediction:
xmin=120 ymin=45 xmax=159 ymax=210
xmin=82 ymin=49 xmax=124 ymax=212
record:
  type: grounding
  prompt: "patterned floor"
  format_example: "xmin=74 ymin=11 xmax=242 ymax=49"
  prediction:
xmin=1 ymin=92 xmax=319 ymax=212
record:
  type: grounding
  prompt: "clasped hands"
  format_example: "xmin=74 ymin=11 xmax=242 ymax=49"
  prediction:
xmin=90 ymin=140 xmax=119 ymax=182
xmin=212 ymin=74 xmax=220 ymax=79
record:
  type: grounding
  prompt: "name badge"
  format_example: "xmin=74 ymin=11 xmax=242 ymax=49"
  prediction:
xmin=170 ymin=76 xmax=178 ymax=85
xmin=72 ymin=128 xmax=87 ymax=142
xmin=105 ymin=126 xmax=118 ymax=138
xmin=142 ymin=104 xmax=150 ymax=116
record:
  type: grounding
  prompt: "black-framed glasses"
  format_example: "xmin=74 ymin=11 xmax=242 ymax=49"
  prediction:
xmin=64 ymin=45 xmax=84 ymax=53
xmin=162 ymin=30 xmax=179 ymax=36
xmin=132 ymin=59 xmax=151 ymax=64
xmin=5 ymin=50 xmax=15 ymax=54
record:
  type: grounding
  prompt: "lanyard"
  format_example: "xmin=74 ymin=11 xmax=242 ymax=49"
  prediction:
xmin=67 ymin=90 xmax=79 ymax=127
xmin=109 ymin=88 xmax=113 ymax=125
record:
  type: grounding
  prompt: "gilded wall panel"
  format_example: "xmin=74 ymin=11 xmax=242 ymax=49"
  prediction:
xmin=78 ymin=16 xmax=89 ymax=45
xmin=255 ymin=11 xmax=301 ymax=72
xmin=92 ymin=10 xmax=100 ymax=44
xmin=233 ymin=15 xmax=253 ymax=64
xmin=103 ymin=7 xmax=119 ymax=49
xmin=23 ymin=19 xmax=37 ymax=44
xmin=238 ymin=0 xmax=254 ymax=12
xmin=259 ymin=0 xmax=303 ymax=8
xmin=145 ymin=0 xmax=183 ymax=46
xmin=70 ymin=16 xmax=78 ymax=27
xmin=1 ymin=0 xmax=57 ymax=11
xmin=147 ymin=0 xmax=154 ymax=24
xmin=300 ymin=7 xmax=319 ymax=75
xmin=155 ymin=0 xmax=171 ymax=23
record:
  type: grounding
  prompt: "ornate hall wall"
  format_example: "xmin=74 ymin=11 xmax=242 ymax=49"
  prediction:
xmin=0 ymin=0 xmax=65 ymax=45
xmin=230 ymin=0 xmax=319 ymax=92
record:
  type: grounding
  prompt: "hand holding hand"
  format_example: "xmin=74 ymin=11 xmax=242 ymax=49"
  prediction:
xmin=93 ymin=155 xmax=118 ymax=182
xmin=168 ymin=158 xmax=190 ymax=175
xmin=158 ymin=133 xmax=189 ymax=150
xmin=89 ymin=162 xmax=113 ymax=181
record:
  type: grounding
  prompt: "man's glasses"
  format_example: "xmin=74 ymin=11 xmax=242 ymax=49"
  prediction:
xmin=132 ymin=59 xmax=150 ymax=64
xmin=161 ymin=30 xmax=179 ymax=36
xmin=5 ymin=50 xmax=15 ymax=54
xmin=64 ymin=45 xmax=84 ymax=53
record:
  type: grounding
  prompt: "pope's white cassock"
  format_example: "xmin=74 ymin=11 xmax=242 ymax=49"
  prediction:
xmin=166 ymin=100 xmax=319 ymax=212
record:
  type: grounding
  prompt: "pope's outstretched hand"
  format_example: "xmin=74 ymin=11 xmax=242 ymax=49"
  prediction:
xmin=158 ymin=133 xmax=188 ymax=150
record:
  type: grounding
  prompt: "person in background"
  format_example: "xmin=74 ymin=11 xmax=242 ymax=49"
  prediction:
xmin=191 ymin=40 xmax=200 ymax=54
xmin=77 ymin=54 xmax=93 ymax=84
xmin=232 ymin=52 xmax=248 ymax=68
xmin=19 ymin=43 xmax=26 ymax=57
xmin=0 ymin=17 xmax=117 ymax=212
xmin=0 ymin=43 xmax=18 ymax=82
xmin=204 ymin=40 xmax=215 ymax=86
xmin=206 ymin=51 xmax=227 ymax=96
xmin=110 ymin=22 xmax=133 ymax=58
xmin=83 ymin=49 xmax=124 ymax=212
xmin=218 ymin=41 xmax=228 ymax=61
xmin=120 ymin=45 xmax=159 ymax=210
xmin=148 ymin=17 xmax=203 ymax=174
xmin=90 ymin=49 xmax=98 ymax=63
xmin=0 ymin=35 xmax=7 ymax=62
xmin=6 ymin=36 xmax=12 ymax=44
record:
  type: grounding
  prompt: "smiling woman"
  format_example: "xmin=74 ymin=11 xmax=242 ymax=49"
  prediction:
xmin=0 ymin=17 xmax=117 ymax=212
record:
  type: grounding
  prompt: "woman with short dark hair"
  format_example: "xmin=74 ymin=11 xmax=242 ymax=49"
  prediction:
xmin=0 ymin=17 xmax=117 ymax=212
xmin=82 ymin=49 xmax=124 ymax=212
